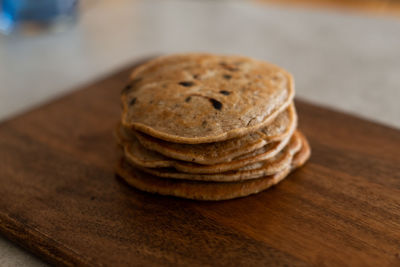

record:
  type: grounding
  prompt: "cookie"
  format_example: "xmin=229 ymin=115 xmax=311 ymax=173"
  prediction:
xmin=136 ymin=131 xmax=301 ymax=181
xmin=115 ymin=131 xmax=310 ymax=201
xmin=118 ymin=123 xmax=297 ymax=175
xmin=121 ymin=53 xmax=294 ymax=144
xmin=132 ymin=103 xmax=297 ymax=165
xmin=291 ymin=130 xmax=311 ymax=168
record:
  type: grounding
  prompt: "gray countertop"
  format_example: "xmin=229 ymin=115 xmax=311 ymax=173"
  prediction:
xmin=1 ymin=0 xmax=399 ymax=265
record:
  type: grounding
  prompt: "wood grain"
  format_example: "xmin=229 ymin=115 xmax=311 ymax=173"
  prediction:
xmin=1 ymin=61 xmax=400 ymax=266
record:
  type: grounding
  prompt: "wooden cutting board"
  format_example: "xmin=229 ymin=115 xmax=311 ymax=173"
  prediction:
xmin=1 ymin=60 xmax=400 ymax=267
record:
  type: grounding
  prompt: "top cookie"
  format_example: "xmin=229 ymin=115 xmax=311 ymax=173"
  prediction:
xmin=121 ymin=53 xmax=294 ymax=144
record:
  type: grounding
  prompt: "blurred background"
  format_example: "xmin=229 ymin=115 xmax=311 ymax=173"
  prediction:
xmin=1 ymin=0 xmax=400 ymax=129
xmin=0 ymin=0 xmax=399 ymax=265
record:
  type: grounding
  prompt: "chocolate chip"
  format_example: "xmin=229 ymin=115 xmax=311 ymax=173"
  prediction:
xmin=179 ymin=81 xmax=194 ymax=87
xmin=219 ymin=90 xmax=230 ymax=95
xmin=202 ymin=120 xmax=207 ymax=127
xmin=121 ymin=77 xmax=142 ymax=94
xmin=121 ymin=84 xmax=132 ymax=94
xmin=209 ymin=98 xmax=222 ymax=110
xmin=193 ymin=74 xmax=199 ymax=79
xmin=185 ymin=96 xmax=192 ymax=102
xmin=129 ymin=97 xmax=137 ymax=106
xmin=223 ymin=74 xmax=232 ymax=80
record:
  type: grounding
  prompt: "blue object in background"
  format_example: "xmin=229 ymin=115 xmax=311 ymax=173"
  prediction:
xmin=0 ymin=0 xmax=78 ymax=34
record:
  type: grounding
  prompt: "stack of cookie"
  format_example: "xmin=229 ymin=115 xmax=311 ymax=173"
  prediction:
xmin=116 ymin=54 xmax=310 ymax=201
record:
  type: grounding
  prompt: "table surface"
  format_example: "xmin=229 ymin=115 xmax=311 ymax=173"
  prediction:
xmin=0 ymin=0 xmax=400 ymax=266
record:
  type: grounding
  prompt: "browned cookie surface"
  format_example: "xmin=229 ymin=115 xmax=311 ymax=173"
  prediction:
xmin=116 ymin=131 xmax=310 ymax=200
xmin=119 ymin=127 xmax=297 ymax=174
xmin=121 ymin=53 xmax=294 ymax=144
xmin=126 ymin=131 xmax=301 ymax=180
xmin=133 ymin=103 xmax=297 ymax=164
xmin=137 ymin=131 xmax=301 ymax=181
